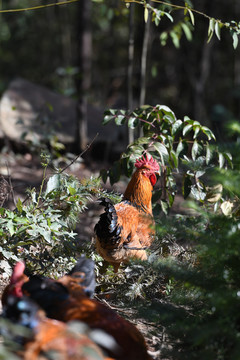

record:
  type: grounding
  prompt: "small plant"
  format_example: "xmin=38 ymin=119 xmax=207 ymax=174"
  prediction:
xmin=0 ymin=156 xmax=121 ymax=277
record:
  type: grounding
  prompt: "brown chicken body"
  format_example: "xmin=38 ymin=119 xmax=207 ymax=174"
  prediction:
xmin=23 ymin=275 xmax=152 ymax=360
xmin=2 ymin=296 xmax=111 ymax=360
xmin=2 ymin=260 xmax=153 ymax=360
xmin=95 ymin=155 xmax=159 ymax=272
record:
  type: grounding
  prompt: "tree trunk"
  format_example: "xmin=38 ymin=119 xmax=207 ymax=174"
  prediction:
xmin=76 ymin=0 xmax=92 ymax=151
xmin=127 ymin=3 xmax=135 ymax=144
xmin=138 ymin=2 xmax=151 ymax=138
xmin=139 ymin=4 xmax=151 ymax=107
xmin=193 ymin=38 xmax=214 ymax=125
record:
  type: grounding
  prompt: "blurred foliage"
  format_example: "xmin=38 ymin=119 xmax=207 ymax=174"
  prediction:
xmin=151 ymin=191 xmax=240 ymax=360
xmin=0 ymin=0 xmax=240 ymax=139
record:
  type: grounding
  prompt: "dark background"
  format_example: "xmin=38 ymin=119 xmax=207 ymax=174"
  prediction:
xmin=0 ymin=0 xmax=239 ymax=147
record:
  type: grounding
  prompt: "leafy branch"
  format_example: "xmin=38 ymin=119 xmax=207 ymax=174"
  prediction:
xmin=125 ymin=0 xmax=240 ymax=48
xmin=102 ymin=105 xmax=232 ymax=213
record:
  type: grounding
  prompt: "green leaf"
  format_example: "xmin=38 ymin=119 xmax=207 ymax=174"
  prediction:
xmin=188 ymin=9 xmax=195 ymax=25
xmin=157 ymin=105 xmax=176 ymax=117
xmin=167 ymin=191 xmax=175 ymax=208
xmin=232 ymin=32 xmax=239 ymax=49
xmin=183 ymin=115 xmax=191 ymax=122
xmin=191 ymin=185 xmax=206 ymax=201
xmin=133 ymin=137 xmax=150 ymax=145
xmin=191 ymin=140 xmax=200 ymax=161
xmin=7 ymin=220 xmax=15 ymax=236
xmin=170 ymin=150 xmax=178 ymax=168
xmin=102 ymin=114 xmax=115 ymax=125
xmin=201 ymin=126 xmax=216 ymax=140
xmin=218 ymin=152 xmax=225 ymax=168
xmin=160 ymin=200 xmax=169 ymax=215
xmin=154 ymin=15 xmax=160 ymax=26
xmin=193 ymin=126 xmax=200 ymax=139
xmin=103 ymin=109 xmax=117 ymax=125
xmin=223 ymin=152 xmax=233 ymax=169
xmin=144 ymin=6 xmax=149 ymax=23
xmin=207 ymin=18 xmax=215 ymax=43
xmin=1 ymin=249 xmax=14 ymax=260
xmin=164 ymin=11 xmax=173 ymax=23
xmin=14 ymin=226 xmax=30 ymax=236
xmin=46 ymin=174 xmax=61 ymax=194
xmin=207 ymin=30 xmax=214 ymax=44
xmin=16 ymin=198 xmax=23 ymax=213
xmin=38 ymin=228 xmax=51 ymax=243
xmin=128 ymin=117 xmax=138 ymax=129
xmin=208 ymin=18 xmax=215 ymax=36
xmin=172 ymin=119 xmax=183 ymax=135
xmin=160 ymin=31 xmax=168 ymax=46
xmin=153 ymin=142 xmax=169 ymax=165
xmin=196 ymin=170 xmax=205 ymax=178
xmin=205 ymin=143 xmax=212 ymax=165
xmin=170 ymin=30 xmax=180 ymax=48
xmin=115 ymin=115 xmax=126 ymax=126
xmin=215 ymin=22 xmax=221 ymax=40
xmin=176 ymin=139 xmax=186 ymax=156
xmin=181 ymin=23 xmax=192 ymax=41
xmin=68 ymin=186 xmax=77 ymax=196
xmin=183 ymin=124 xmax=192 ymax=136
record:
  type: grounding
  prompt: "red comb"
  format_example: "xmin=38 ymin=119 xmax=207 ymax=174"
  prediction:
xmin=10 ymin=261 xmax=25 ymax=284
xmin=135 ymin=154 xmax=159 ymax=171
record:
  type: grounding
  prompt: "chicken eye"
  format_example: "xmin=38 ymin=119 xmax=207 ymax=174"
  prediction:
xmin=149 ymin=173 xmax=157 ymax=187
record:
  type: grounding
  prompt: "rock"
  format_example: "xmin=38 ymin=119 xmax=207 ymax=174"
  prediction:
xmin=0 ymin=78 xmax=77 ymax=144
xmin=0 ymin=78 xmax=125 ymax=154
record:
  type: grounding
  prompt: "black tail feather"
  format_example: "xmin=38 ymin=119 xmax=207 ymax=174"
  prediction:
xmin=94 ymin=198 xmax=121 ymax=245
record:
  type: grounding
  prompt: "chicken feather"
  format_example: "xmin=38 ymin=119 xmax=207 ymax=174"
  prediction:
xmin=2 ymin=259 xmax=153 ymax=360
xmin=94 ymin=155 xmax=159 ymax=272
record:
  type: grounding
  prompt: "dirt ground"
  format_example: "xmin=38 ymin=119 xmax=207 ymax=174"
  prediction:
xmin=0 ymin=151 xmax=164 ymax=359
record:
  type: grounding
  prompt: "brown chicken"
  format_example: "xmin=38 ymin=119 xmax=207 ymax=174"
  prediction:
xmin=94 ymin=154 xmax=160 ymax=272
xmin=2 ymin=295 xmax=113 ymax=360
xmin=2 ymin=260 xmax=153 ymax=360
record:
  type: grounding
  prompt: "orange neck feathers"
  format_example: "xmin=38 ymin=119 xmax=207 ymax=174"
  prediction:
xmin=123 ymin=169 xmax=153 ymax=214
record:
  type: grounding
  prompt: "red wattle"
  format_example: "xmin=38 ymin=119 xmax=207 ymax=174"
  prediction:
xmin=149 ymin=173 xmax=157 ymax=187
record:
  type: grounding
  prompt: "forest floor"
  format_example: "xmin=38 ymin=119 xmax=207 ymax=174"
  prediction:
xmin=0 ymin=151 xmax=187 ymax=359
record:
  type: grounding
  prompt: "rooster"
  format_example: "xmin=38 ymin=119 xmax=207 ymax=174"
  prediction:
xmin=2 ymin=260 xmax=153 ymax=360
xmin=2 ymin=296 xmax=113 ymax=360
xmin=94 ymin=154 xmax=160 ymax=272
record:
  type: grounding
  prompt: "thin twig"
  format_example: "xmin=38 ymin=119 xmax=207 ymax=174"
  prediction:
xmin=59 ymin=133 xmax=99 ymax=174
xmin=5 ymin=162 xmax=16 ymax=207
xmin=94 ymin=295 xmax=119 ymax=310
xmin=124 ymin=0 xmax=240 ymax=31
xmin=0 ymin=0 xmax=80 ymax=14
